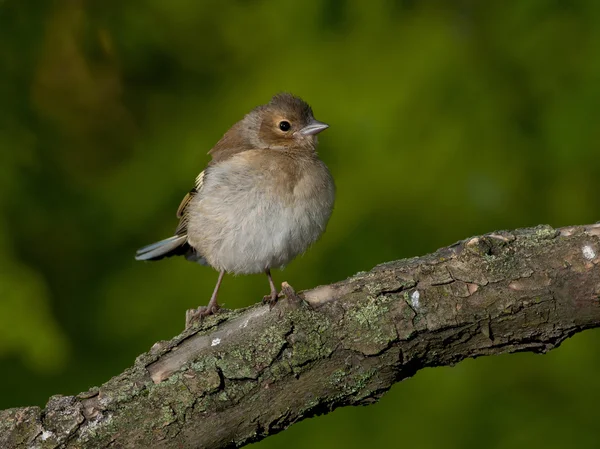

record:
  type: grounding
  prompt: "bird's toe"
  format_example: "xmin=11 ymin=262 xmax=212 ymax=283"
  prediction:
xmin=185 ymin=304 xmax=220 ymax=329
xmin=262 ymin=290 xmax=279 ymax=308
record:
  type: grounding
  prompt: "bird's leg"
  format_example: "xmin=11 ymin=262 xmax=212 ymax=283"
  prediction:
xmin=185 ymin=270 xmax=225 ymax=328
xmin=262 ymin=269 xmax=279 ymax=305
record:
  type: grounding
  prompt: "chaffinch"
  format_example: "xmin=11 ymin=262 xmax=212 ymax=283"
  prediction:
xmin=136 ymin=93 xmax=335 ymax=327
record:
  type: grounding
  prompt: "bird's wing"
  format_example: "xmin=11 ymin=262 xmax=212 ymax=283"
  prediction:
xmin=207 ymin=122 xmax=255 ymax=163
xmin=175 ymin=170 xmax=206 ymax=235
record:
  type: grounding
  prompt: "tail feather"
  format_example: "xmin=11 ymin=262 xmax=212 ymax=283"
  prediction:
xmin=135 ymin=235 xmax=188 ymax=261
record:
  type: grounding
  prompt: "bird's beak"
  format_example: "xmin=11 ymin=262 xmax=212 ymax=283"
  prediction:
xmin=300 ymin=119 xmax=329 ymax=136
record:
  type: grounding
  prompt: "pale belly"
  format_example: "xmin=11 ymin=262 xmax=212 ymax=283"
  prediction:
xmin=185 ymin=156 xmax=335 ymax=274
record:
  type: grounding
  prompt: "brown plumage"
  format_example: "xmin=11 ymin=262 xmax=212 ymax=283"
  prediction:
xmin=136 ymin=93 xmax=335 ymax=328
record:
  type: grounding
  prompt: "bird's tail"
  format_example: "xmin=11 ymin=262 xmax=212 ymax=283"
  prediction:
xmin=135 ymin=235 xmax=188 ymax=261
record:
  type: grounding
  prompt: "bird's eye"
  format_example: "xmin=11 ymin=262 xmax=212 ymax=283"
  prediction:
xmin=279 ymin=121 xmax=291 ymax=132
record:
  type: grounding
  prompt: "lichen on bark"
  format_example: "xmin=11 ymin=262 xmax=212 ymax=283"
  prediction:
xmin=2 ymin=223 xmax=600 ymax=449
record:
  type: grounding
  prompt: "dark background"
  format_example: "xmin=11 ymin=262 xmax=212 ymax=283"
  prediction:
xmin=2 ymin=1 xmax=600 ymax=448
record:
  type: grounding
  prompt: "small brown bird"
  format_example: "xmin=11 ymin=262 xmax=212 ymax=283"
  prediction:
xmin=136 ymin=93 xmax=335 ymax=327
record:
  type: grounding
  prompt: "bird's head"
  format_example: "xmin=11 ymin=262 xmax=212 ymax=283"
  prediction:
xmin=248 ymin=93 xmax=329 ymax=151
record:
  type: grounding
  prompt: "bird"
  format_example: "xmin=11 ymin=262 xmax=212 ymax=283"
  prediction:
xmin=135 ymin=93 xmax=335 ymax=327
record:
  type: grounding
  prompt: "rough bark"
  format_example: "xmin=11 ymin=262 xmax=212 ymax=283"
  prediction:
xmin=2 ymin=223 xmax=600 ymax=449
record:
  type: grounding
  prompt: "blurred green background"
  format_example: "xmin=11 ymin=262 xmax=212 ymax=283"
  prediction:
xmin=2 ymin=0 xmax=600 ymax=448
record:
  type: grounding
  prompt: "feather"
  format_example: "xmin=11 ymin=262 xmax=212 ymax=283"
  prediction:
xmin=135 ymin=235 xmax=188 ymax=261
xmin=177 ymin=171 xmax=205 ymax=218
xmin=175 ymin=170 xmax=207 ymax=235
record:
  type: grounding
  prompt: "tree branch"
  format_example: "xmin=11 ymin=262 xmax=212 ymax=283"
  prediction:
xmin=3 ymin=223 xmax=600 ymax=449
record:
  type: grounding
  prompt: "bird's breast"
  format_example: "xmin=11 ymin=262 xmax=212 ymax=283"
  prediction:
xmin=186 ymin=151 xmax=335 ymax=274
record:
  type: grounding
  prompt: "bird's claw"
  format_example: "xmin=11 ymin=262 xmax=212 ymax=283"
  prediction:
xmin=262 ymin=291 xmax=279 ymax=308
xmin=262 ymin=281 xmax=303 ymax=310
xmin=185 ymin=304 xmax=219 ymax=329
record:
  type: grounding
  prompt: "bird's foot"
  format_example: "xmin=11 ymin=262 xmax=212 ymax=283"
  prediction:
xmin=262 ymin=290 xmax=279 ymax=308
xmin=185 ymin=303 xmax=220 ymax=329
